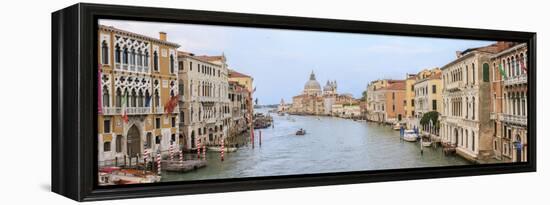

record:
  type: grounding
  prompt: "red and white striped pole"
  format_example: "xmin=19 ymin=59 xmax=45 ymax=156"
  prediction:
xmin=220 ymin=138 xmax=225 ymax=162
xmin=143 ymin=149 xmax=149 ymax=171
xmin=197 ymin=141 xmax=201 ymax=159
xmin=156 ymin=150 xmax=161 ymax=175
xmin=179 ymin=148 xmax=184 ymax=163
xmin=169 ymin=143 xmax=174 ymax=161
xmin=202 ymin=144 xmax=206 ymax=160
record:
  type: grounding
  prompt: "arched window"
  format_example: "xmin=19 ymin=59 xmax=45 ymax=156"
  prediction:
xmin=145 ymin=90 xmax=151 ymax=107
xmin=122 ymin=47 xmax=128 ymax=64
xmin=153 ymin=51 xmax=159 ymax=71
xmin=101 ymin=40 xmax=109 ymax=64
xmin=137 ymin=49 xmax=142 ymax=66
xmin=144 ymin=51 xmax=149 ymax=67
xmin=154 ymin=90 xmax=160 ymax=107
xmin=115 ymin=135 xmax=122 ymax=153
xmin=472 ymin=97 xmax=475 ymax=120
xmin=131 ymin=89 xmax=137 ymax=107
xmin=138 ymin=90 xmax=144 ymax=107
xmin=515 ymin=55 xmax=520 ymax=76
xmin=130 ymin=49 xmax=135 ymax=66
xmin=102 ymin=86 xmax=110 ymax=107
xmin=471 ymin=131 xmax=475 ymax=152
xmin=115 ymin=44 xmax=121 ymax=64
xmin=116 ymin=88 xmax=122 ymax=107
xmin=472 ymin=63 xmax=476 ymax=84
xmin=170 ymin=54 xmax=175 ymax=74
xmin=507 ymin=58 xmax=511 ymax=77
xmin=482 ymin=63 xmax=490 ymax=82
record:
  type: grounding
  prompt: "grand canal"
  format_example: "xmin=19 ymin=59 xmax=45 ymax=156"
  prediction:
xmin=162 ymin=109 xmax=470 ymax=182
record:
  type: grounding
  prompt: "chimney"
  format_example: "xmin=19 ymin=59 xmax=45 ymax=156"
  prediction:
xmin=159 ymin=32 xmax=167 ymax=41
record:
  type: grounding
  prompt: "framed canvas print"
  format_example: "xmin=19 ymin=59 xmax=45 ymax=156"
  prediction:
xmin=52 ymin=3 xmax=536 ymax=201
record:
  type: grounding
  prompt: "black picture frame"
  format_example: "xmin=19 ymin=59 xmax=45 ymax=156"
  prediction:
xmin=52 ymin=3 xmax=536 ymax=201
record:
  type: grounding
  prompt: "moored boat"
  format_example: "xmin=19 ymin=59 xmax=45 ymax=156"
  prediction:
xmin=99 ymin=167 xmax=161 ymax=185
xmin=403 ymin=130 xmax=418 ymax=142
xmin=393 ymin=123 xmax=402 ymax=130
xmin=207 ymin=146 xmax=238 ymax=152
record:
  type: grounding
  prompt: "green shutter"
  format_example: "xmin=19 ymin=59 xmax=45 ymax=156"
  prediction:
xmin=483 ymin=63 xmax=490 ymax=82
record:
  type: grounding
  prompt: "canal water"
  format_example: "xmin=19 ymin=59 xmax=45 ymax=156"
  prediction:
xmin=162 ymin=108 xmax=470 ymax=182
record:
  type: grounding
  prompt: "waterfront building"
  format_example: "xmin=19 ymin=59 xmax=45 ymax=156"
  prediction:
xmin=289 ymin=71 xmax=356 ymax=117
xmin=227 ymin=81 xmax=249 ymax=144
xmin=440 ymin=42 xmax=514 ymax=162
xmin=277 ymin=98 xmax=290 ymax=112
xmin=229 ymin=69 xmax=254 ymax=92
xmin=414 ymin=68 xmax=443 ymax=118
xmin=404 ymin=74 xmax=417 ymax=119
xmin=98 ymin=26 xmax=180 ymax=166
xmin=177 ymin=51 xmax=231 ymax=150
xmin=367 ymin=80 xmax=405 ymax=123
xmin=490 ymin=43 xmax=528 ymax=162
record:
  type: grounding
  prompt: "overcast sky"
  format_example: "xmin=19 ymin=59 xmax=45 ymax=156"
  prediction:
xmin=100 ymin=19 xmax=494 ymax=105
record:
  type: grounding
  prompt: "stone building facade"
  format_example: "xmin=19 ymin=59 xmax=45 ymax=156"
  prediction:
xmin=98 ymin=25 xmax=180 ymax=166
xmin=440 ymin=42 xmax=514 ymax=162
xmin=177 ymin=51 xmax=231 ymax=150
xmin=490 ymin=43 xmax=528 ymax=162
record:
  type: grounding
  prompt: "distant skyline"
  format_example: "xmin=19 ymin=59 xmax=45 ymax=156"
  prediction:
xmin=100 ymin=19 xmax=494 ymax=105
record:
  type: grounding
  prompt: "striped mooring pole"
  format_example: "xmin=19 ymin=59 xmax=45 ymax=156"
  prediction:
xmin=220 ymin=138 xmax=225 ymax=162
xmin=197 ymin=141 xmax=201 ymax=159
xmin=143 ymin=149 xmax=149 ymax=171
xmin=169 ymin=143 xmax=174 ymax=161
xmin=202 ymin=144 xmax=206 ymax=160
xmin=179 ymin=148 xmax=184 ymax=163
xmin=156 ymin=150 xmax=161 ymax=175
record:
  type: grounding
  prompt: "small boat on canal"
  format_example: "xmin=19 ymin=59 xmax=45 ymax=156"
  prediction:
xmin=207 ymin=146 xmax=238 ymax=152
xmin=296 ymin=129 xmax=306 ymax=135
xmin=99 ymin=167 xmax=161 ymax=185
xmin=392 ymin=123 xmax=402 ymax=131
xmin=403 ymin=130 xmax=418 ymax=142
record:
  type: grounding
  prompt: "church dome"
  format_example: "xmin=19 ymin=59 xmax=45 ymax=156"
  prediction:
xmin=304 ymin=71 xmax=321 ymax=94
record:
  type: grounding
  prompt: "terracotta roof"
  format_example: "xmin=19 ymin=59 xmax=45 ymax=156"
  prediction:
xmin=177 ymin=51 xmax=194 ymax=57
xmin=461 ymin=41 xmax=518 ymax=55
xmin=195 ymin=55 xmax=224 ymax=62
xmin=379 ymin=81 xmax=406 ymax=90
xmin=228 ymin=69 xmax=251 ymax=78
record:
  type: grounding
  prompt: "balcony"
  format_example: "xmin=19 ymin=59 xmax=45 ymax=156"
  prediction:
xmin=504 ymin=73 xmax=527 ymax=86
xmin=445 ymin=81 xmax=464 ymax=91
xmin=101 ymin=107 xmax=151 ymax=115
xmin=502 ymin=114 xmax=527 ymax=126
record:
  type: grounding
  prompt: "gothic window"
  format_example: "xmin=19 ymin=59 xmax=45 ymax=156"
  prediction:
xmin=115 ymin=44 xmax=121 ymax=64
xmin=144 ymin=51 xmax=149 ymax=67
xmin=123 ymin=47 xmax=128 ymax=64
xmin=130 ymin=49 xmax=135 ymax=66
xmin=154 ymin=90 xmax=160 ymax=107
xmin=138 ymin=90 xmax=144 ymax=107
xmin=116 ymin=88 xmax=122 ymax=107
xmin=145 ymin=90 xmax=151 ymax=107
xmin=471 ymin=131 xmax=475 ymax=152
xmin=483 ymin=63 xmax=490 ymax=82
xmin=131 ymin=89 xmax=137 ymax=107
xmin=153 ymin=51 xmax=159 ymax=71
xmin=472 ymin=97 xmax=475 ymax=120
xmin=515 ymin=55 xmax=520 ymax=76
xmin=102 ymin=86 xmax=110 ymax=107
xmin=469 ymin=63 xmax=474 ymax=84
xmin=101 ymin=40 xmax=109 ymax=65
xmin=137 ymin=49 xmax=142 ymax=66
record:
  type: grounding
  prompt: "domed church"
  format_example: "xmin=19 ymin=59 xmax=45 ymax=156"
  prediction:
xmin=303 ymin=71 xmax=322 ymax=96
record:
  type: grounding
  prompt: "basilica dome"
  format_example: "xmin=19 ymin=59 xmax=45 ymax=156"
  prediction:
xmin=303 ymin=71 xmax=321 ymax=96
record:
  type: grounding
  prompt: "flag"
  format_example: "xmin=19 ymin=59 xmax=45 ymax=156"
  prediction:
xmin=122 ymin=91 xmax=128 ymax=123
xmin=498 ymin=64 xmax=507 ymax=80
xmin=98 ymin=65 xmax=102 ymax=114
xmin=519 ymin=57 xmax=528 ymax=73
xmin=164 ymin=95 xmax=179 ymax=113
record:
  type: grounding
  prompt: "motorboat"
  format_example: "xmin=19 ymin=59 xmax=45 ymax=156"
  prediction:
xmin=296 ymin=129 xmax=306 ymax=135
xmin=403 ymin=130 xmax=418 ymax=142
xmin=99 ymin=167 xmax=161 ymax=185
xmin=207 ymin=146 xmax=237 ymax=152
xmin=393 ymin=123 xmax=402 ymax=130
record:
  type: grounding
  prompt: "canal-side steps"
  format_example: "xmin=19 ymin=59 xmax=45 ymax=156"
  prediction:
xmin=161 ymin=160 xmax=207 ymax=172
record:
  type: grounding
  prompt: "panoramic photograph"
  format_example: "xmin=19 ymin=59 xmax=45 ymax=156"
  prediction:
xmin=96 ymin=19 xmax=529 ymax=185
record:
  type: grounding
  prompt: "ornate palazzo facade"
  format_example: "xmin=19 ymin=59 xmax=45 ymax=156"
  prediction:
xmin=178 ymin=52 xmax=231 ymax=150
xmin=98 ymin=25 xmax=180 ymax=166
xmin=490 ymin=43 xmax=528 ymax=162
